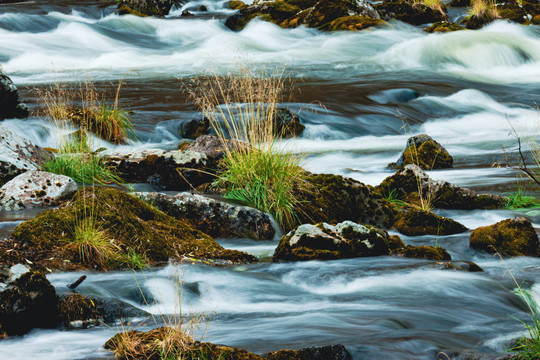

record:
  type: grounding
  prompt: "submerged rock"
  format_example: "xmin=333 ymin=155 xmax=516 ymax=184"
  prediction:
xmin=102 ymin=148 xmax=214 ymax=190
xmin=273 ymin=221 xmax=395 ymax=261
xmin=0 ymin=125 xmax=53 ymax=186
xmin=389 ymin=134 xmax=453 ymax=170
xmin=264 ymin=344 xmax=352 ymax=359
xmin=296 ymin=173 xmax=396 ymax=230
xmin=376 ymin=164 xmax=506 ymax=210
xmin=394 ymin=209 xmax=467 ymax=236
xmin=136 ymin=192 xmax=275 ymax=240
xmin=470 ymin=217 xmax=540 ymax=257
xmin=273 ymin=108 xmax=305 ymax=138
xmin=425 ymin=21 xmax=466 ymax=32
xmin=396 ymin=245 xmax=451 ymax=261
xmin=118 ymin=0 xmax=178 ymax=16
xmin=0 ymin=268 xmax=59 ymax=337
xmin=0 ymin=187 xmax=256 ymax=271
xmin=375 ymin=0 xmax=447 ymax=25
xmin=0 ymin=171 xmax=78 ymax=211
xmin=0 ymin=73 xmax=29 ymax=121
xmin=181 ymin=117 xmax=211 ymax=140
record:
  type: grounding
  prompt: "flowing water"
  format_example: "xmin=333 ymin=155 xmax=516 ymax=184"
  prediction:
xmin=1 ymin=1 xmax=540 ymax=359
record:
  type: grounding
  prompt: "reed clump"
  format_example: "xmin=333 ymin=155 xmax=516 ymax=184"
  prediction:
xmin=468 ymin=0 xmax=500 ymax=19
xmin=188 ymin=67 xmax=307 ymax=230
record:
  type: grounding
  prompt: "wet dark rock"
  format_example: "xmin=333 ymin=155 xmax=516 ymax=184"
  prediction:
xmin=0 ymin=125 xmax=53 ymax=186
xmin=136 ymin=192 xmax=275 ymax=240
xmin=394 ymin=209 xmax=467 ymax=236
xmin=0 ymin=171 xmax=78 ymax=211
xmin=448 ymin=0 xmax=469 ymax=6
xmin=296 ymin=173 xmax=396 ymax=230
xmin=0 ymin=268 xmax=59 ymax=337
xmin=102 ymin=148 xmax=214 ymax=190
xmin=181 ymin=134 xmax=243 ymax=161
xmin=228 ymin=0 xmax=248 ymax=9
xmin=0 ymin=187 xmax=257 ymax=272
xmin=425 ymin=21 xmax=466 ymax=32
xmin=181 ymin=117 xmax=211 ymax=140
xmin=273 ymin=108 xmax=305 ymax=138
xmin=199 ymin=5 xmax=208 ymax=11
xmin=0 ymin=73 xmax=29 ymax=120
xmin=470 ymin=217 xmax=540 ymax=257
xmin=376 ymin=164 xmax=506 ymax=210
xmin=264 ymin=344 xmax=352 ymax=359
xmin=118 ymin=0 xmax=179 ymax=17
xmin=181 ymin=9 xmax=194 ymax=16
xmin=273 ymin=221 xmax=395 ymax=261
xmin=319 ymin=15 xmax=386 ymax=31
xmin=375 ymin=1 xmax=447 ymax=25
xmin=463 ymin=12 xmax=499 ymax=29
xmin=438 ymin=260 xmax=483 ymax=272
xmin=389 ymin=134 xmax=453 ymax=170
xmin=225 ymin=0 xmax=381 ymax=32
xmin=397 ymin=245 xmax=451 ymax=261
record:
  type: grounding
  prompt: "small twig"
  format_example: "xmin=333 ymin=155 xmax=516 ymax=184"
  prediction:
xmin=67 ymin=275 xmax=87 ymax=290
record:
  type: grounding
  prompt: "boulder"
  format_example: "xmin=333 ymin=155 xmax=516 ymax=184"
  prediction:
xmin=396 ymin=245 xmax=451 ymax=261
xmin=376 ymin=164 xmax=506 ymax=210
xmin=394 ymin=209 xmax=467 ymax=236
xmin=229 ymin=0 xmax=248 ymax=9
xmin=319 ymin=15 xmax=386 ymax=31
xmin=295 ymin=173 xmax=396 ymax=229
xmin=180 ymin=135 xmax=241 ymax=161
xmin=136 ymin=192 xmax=275 ymax=240
xmin=273 ymin=108 xmax=305 ymax=138
xmin=102 ymin=148 xmax=214 ymax=190
xmin=181 ymin=117 xmax=210 ymax=140
xmin=0 ymin=267 xmax=59 ymax=337
xmin=448 ymin=0 xmax=469 ymax=6
xmin=470 ymin=217 xmax=540 ymax=257
xmin=0 ymin=73 xmax=29 ymax=120
xmin=264 ymin=344 xmax=352 ymax=359
xmin=375 ymin=1 xmax=447 ymax=25
xmin=0 ymin=187 xmax=256 ymax=271
xmin=389 ymin=134 xmax=453 ymax=170
xmin=425 ymin=21 xmax=466 ymax=32
xmin=273 ymin=221 xmax=395 ymax=261
xmin=0 ymin=171 xmax=78 ymax=211
xmin=0 ymin=125 xmax=53 ymax=185
xmin=118 ymin=0 xmax=178 ymax=16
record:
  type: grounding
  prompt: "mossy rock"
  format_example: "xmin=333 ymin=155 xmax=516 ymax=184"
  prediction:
xmin=498 ymin=2 xmax=530 ymax=23
xmin=462 ymin=12 xmax=498 ymax=29
xmin=118 ymin=0 xmax=176 ymax=17
xmin=0 ymin=269 xmax=59 ymax=336
xmin=398 ymin=245 xmax=451 ymax=261
xmin=295 ymin=173 xmax=396 ymax=230
xmin=225 ymin=1 xmax=301 ymax=31
xmin=0 ymin=187 xmax=256 ymax=271
xmin=394 ymin=209 xmax=467 ymax=236
xmin=264 ymin=345 xmax=352 ymax=359
xmin=470 ymin=217 xmax=540 ymax=257
xmin=228 ymin=0 xmax=248 ymax=9
xmin=303 ymin=0 xmax=381 ymax=28
xmin=58 ymin=293 xmax=100 ymax=328
xmin=273 ymin=221 xmax=396 ymax=261
xmin=375 ymin=1 xmax=447 ymax=25
xmin=425 ymin=21 xmax=466 ymax=32
xmin=448 ymin=0 xmax=469 ymax=7
xmin=319 ymin=15 xmax=386 ymax=31
xmin=390 ymin=134 xmax=453 ymax=170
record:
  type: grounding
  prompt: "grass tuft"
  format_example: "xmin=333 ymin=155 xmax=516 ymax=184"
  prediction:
xmin=505 ymin=188 xmax=540 ymax=210
xmin=188 ymin=66 xmax=307 ymax=230
xmin=67 ymin=217 xmax=118 ymax=269
xmin=468 ymin=0 xmax=499 ymax=19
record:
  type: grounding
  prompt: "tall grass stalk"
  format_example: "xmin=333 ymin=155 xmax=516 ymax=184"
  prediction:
xmin=188 ymin=67 xmax=306 ymax=229
xmin=468 ymin=0 xmax=499 ymax=19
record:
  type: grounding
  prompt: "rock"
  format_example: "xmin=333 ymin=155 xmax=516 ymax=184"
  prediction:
xmin=319 ymin=15 xmax=386 ymax=31
xmin=228 ymin=0 xmax=248 ymax=9
xmin=448 ymin=0 xmax=469 ymax=6
xmin=0 ymin=187 xmax=257 ymax=271
xmin=438 ymin=260 xmax=483 ymax=272
xmin=102 ymin=148 xmax=214 ymax=190
xmin=7 ymin=264 xmax=30 ymax=283
xmin=0 ymin=125 xmax=53 ymax=186
xmin=264 ymin=344 xmax=352 ymax=359
xmin=181 ymin=117 xmax=210 ymax=140
xmin=0 ymin=269 xmax=59 ymax=337
xmin=136 ymin=192 xmax=275 ymax=240
xmin=394 ymin=209 xmax=467 ymax=236
xmin=376 ymin=164 xmax=506 ymax=210
xmin=0 ymin=73 xmax=29 ymax=120
xmin=463 ymin=12 xmax=499 ymax=29
xmin=273 ymin=221 xmax=395 ymax=261
xmin=470 ymin=217 xmax=540 ymax=257
xmin=397 ymin=245 xmax=451 ymax=261
xmin=295 ymin=173 xmax=396 ymax=230
xmin=118 ymin=0 xmax=178 ymax=16
xmin=199 ymin=5 xmax=208 ymax=11
xmin=225 ymin=0 xmax=381 ymax=31
xmin=181 ymin=9 xmax=194 ymax=16
xmin=0 ymin=171 xmax=78 ymax=211
xmin=390 ymin=134 xmax=453 ymax=170
xmin=425 ymin=21 xmax=466 ymax=32
xmin=375 ymin=1 xmax=447 ymax=25
xmin=58 ymin=293 xmax=148 ymax=328
xmin=273 ymin=108 xmax=305 ymax=138
xmin=498 ymin=1 xmax=530 ymax=23
xmin=181 ymin=135 xmax=240 ymax=161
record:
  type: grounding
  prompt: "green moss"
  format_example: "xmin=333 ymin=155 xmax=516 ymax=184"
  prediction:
xmin=228 ymin=0 xmax=248 ymax=9
xmin=470 ymin=218 xmax=540 ymax=257
xmin=319 ymin=15 xmax=386 ymax=31
xmin=0 ymin=187 xmax=256 ymax=271
xmin=58 ymin=293 xmax=100 ymax=327
xmin=401 ymin=140 xmax=453 ymax=170
xmin=399 ymin=245 xmax=452 ymax=261
xmin=375 ymin=1 xmax=447 ymax=25
xmin=394 ymin=209 xmax=467 ymax=236
xmin=425 ymin=21 xmax=466 ymax=32
xmin=118 ymin=4 xmax=151 ymax=17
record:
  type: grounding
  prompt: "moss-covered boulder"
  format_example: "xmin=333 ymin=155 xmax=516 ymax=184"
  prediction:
xmin=0 ymin=187 xmax=256 ymax=271
xmin=425 ymin=21 xmax=466 ymax=32
xmin=396 ymin=245 xmax=451 ymax=261
xmin=376 ymin=164 xmax=506 ymax=210
xmin=0 ymin=269 xmax=59 ymax=337
xmin=319 ymin=15 xmax=386 ymax=31
xmin=273 ymin=108 xmax=305 ymax=137
xmin=225 ymin=0 xmax=381 ymax=31
xmin=394 ymin=209 xmax=467 ymax=236
xmin=118 ymin=0 xmax=178 ymax=17
xmin=448 ymin=0 xmax=469 ymax=6
xmin=229 ymin=0 xmax=249 ymax=9
xmin=273 ymin=221 xmax=395 ymax=261
xmin=296 ymin=173 xmax=396 ymax=229
xmin=389 ymin=134 xmax=453 ymax=170
xmin=469 ymin=217 xmax=540 ymax=257
xmin=264 ymin=345 xmax=352 ymax=359
xmin=375 ymin=1 xmax=447 ymax=25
